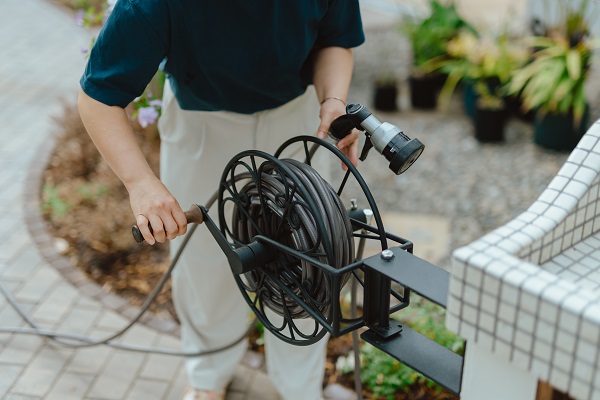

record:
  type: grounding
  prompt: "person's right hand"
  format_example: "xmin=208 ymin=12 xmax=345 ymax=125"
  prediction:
xmin=128 ymin=177 xmax=187 ymax=245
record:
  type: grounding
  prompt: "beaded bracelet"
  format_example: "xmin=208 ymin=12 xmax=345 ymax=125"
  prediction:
xmin=320 ymin=96 xmax=346 ymax=106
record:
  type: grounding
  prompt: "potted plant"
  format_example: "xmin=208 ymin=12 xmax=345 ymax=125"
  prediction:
xmin=507 ymin=0 xmax=598 ymax=151
xmin=423 ymin=30 xmax=528 ymax=141
xmin=402 ymin=0 xmax=475 ymax=110
xmin=472 ymin=82 xmax=508 ymax=142
xmin=429 ymin=30 xmax=528 ymax=109
xmin=373 ymin=73 xmax=399 ymax=112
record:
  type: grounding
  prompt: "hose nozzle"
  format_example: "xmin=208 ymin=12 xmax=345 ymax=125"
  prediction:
xmin=329 ymin=104 xmax=424 ymax=175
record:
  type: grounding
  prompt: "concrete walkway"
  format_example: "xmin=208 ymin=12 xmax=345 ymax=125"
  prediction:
xmin=0 ymin=1 xmax=451 ymax=400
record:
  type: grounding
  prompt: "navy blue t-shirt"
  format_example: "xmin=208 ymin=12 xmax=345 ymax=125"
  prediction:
xmin=80 ymin=0 xmax=365 ymax=114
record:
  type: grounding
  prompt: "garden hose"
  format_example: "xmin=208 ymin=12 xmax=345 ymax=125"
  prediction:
xmin=230 ymin=158 xmax=354 ymax=319
xmin=0 ymin=191 xmax=255 ymax=356
xmin=0 ymin=162 xmax=365 ymax=368
xmin=0 ymin=103 xmax=422 ymax=394
xmin=0 ymin=162 xmax=367 ymax=398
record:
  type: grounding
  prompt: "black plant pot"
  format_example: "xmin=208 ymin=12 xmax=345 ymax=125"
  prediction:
xmin=533 ymin=106 xmax=590 ymax=152
xmin=474 ymin=107 xmax=508 ymax=143
xmin=463 ymin=78 xmax=503 ymax=120
xmin=409 ymin=73 xmax=444 ymax=110
xmin=505 ymin=94 xmax=535 ymax=122
xmin=373 ymin=82 xmax=398 ymax=111
xmin=463 ymin=81 xmax=477 ymax=119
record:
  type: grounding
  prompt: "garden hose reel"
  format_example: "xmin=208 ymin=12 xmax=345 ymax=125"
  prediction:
xmin=133 ymin=104 xmax=463 ymax=394
xmin=146 ymin=103 xmax=425 ymax=345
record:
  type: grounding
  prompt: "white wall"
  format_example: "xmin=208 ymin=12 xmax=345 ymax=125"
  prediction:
xmin=455 ymin=0 xmax=529 ymax=35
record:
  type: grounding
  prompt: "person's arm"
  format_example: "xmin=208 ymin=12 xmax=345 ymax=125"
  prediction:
xmin=77 ymin=88 xmax=186 ymax=245
xmin=312 ymin=46 xmax=359 ymax=168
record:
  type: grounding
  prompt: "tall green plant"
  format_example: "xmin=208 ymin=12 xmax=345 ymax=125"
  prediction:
xmin=422 ymin=30 xmax=529 ymax=109
xmin=402 ymin=0 xmax=476 ymax=74
xmin=507 ymin=34 xmax=597 ymax=125
xmin=508 ymin=0 xmax=599 ymax=125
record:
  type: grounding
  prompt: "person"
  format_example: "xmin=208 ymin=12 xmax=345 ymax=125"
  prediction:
xmin=78 ymin=1 xmax=365 ymax=399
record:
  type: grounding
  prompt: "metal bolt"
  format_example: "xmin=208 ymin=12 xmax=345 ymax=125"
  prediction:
xmin=350 ymin=198 xmax=358 ymax=210
xmin=380 ymin=249 xmax=394 ymax=261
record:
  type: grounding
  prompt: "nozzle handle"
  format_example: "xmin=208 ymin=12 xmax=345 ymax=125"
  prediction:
xmin=329 ymin=114 xmax=358 ymax=141
xmin=132 ymin=204 xmax=204 ymax=243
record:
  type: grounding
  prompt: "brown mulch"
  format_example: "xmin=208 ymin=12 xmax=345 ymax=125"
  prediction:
xmin=42 ymin=102 xmax=175 ymax=320
xmin=41 ymin=102 xmax=458 ymax=400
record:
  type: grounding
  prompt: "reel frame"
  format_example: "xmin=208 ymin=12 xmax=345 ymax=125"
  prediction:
xmin=216 ymin=136 xmax=412 ymax=345
xmin=210 ymin=135 xmax=463 ymax=394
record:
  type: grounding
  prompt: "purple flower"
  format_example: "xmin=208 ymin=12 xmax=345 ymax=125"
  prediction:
xmin=149 ymin=99 xmax=163 ymax=108
xmin=75 ymin=9 xmax=85 ymax=26
xmin=137 ymin=106 xmax=159 ymax=128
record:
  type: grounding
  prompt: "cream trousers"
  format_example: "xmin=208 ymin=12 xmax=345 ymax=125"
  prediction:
xmin=158 ymin=81 xmax=328 ymax=400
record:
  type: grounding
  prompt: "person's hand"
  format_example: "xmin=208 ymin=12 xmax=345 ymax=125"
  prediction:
xmin=128 ymin=176 xmax=187 ymax=245
xmin=316 ymin=98 xmax=359 ymax=170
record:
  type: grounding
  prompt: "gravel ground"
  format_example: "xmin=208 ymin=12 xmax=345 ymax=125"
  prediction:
xmin=342 ymin=25 xmax=600 ymax=268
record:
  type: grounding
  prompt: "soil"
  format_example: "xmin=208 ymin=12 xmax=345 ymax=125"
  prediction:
xmin=41 ymin=102 xmax=458 ymax=400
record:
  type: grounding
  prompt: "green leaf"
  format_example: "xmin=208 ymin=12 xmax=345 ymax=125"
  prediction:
xmin=535 ymin=46 xmax=566 ymax=61
xmin=558 ymin=91 xmax=574 ymax=114
xmin=438 ymin=68 xmax=463 ymax=110
xmin=550 ymin=79 xmax=576 ymax=110
xmin=508 ymin=62 xmax=544 ymax=95
xmin=566 ymin=49 xmax=582 ymax=81
xmin=525 ymin=36 xmax=558 ymax=49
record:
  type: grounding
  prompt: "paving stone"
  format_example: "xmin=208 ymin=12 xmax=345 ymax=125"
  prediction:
xmin=125 ymin=378 xmax=170 ymax=400
xmin=4 ymin=395 xmax=42 ymax=400
xmin=139 ymin=353 xmax=184 ymax=382
xmin=56 ymin=304 xmax=103 ymax=335
xmin=155 ymin=333 xmax=181 ymax=349
xmin=377 ymin=212 xmax=451 ymax=265
xmin=30 ymin=282 xmax=79 ymax=324
xmin=120 ymin=323 xmax=159 ymax=347
xmin=65 ymin=346 xmax=112 ymax=376
xmin=87 ymin=352 xmax=145 ymax=399
xmin=163 ymin=365 xmax=188 ymax=400
xmin=228 ymin=365 xmax=253 ymax=393
xmin=10 ymin=347 xmax=71 ymax=397
xmin=0 ymin=364 xmax=24 ymax=398
xmin=44 ymin=371 xmax=95 ymax=400
xmin=75 ymin=294 xmax=105 ymax=310
xmin=0 ymin=300 xmax=36 ymax=331
xmin=94 ymin=310 xmax=132 ymax=331
xmin=31 ymin=300 xmax=72 ymax=325
xmin=13 ymin=267 xmax=61 ymax=303
xmin=0 ymin=334 xmax=44 ymax=365
xmin=0 ymin=234 xmax=30 ymax=266
xmin=226 ymin=393 xmax=245 ymax=400
xmin=245 ymin=369 xmax=281 ymax=400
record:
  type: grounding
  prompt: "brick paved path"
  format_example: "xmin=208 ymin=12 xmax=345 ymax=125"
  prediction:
xmin=0 ymin=1 xmax=280 ymax=399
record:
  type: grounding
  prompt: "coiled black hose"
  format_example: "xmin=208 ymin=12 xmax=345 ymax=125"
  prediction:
xmin=230 ymin=158 xmax=354 ymax=319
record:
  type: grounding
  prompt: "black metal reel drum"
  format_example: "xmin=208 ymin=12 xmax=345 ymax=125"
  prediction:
xmin=216 ymin=136 xmax=413 ymax=346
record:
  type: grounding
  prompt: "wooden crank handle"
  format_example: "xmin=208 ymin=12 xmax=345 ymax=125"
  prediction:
xmin=132 ymin=204 xmax=204 ymax=244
